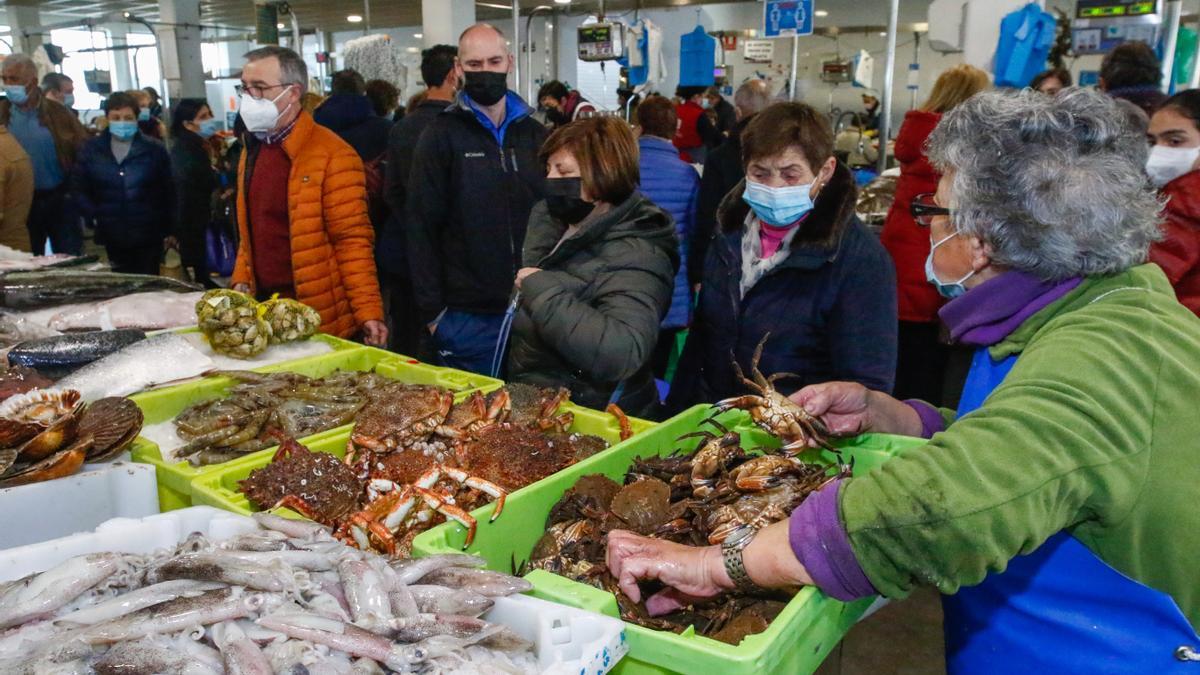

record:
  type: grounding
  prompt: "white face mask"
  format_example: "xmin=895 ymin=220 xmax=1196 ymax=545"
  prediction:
xmin=1145 ymin=145 xmax=1200 ymax=187
xmin=239 ymin=86 xmax=293 ymax=134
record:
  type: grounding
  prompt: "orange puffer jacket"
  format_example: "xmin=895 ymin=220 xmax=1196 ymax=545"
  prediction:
xmin=232 ymin=112 xmax=383 ymax=337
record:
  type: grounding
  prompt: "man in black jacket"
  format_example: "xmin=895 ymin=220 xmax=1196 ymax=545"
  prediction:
xmin=380 ymin=44 xmax=457 ymax=357
xmin=406 ymin=23 xmax=547 ymax=374
xmin=691 ymin=79 xmax=771 ymax=287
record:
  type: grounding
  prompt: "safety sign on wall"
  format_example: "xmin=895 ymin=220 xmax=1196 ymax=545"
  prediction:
xmin=763 ymin=0 xmax=814 ymax=38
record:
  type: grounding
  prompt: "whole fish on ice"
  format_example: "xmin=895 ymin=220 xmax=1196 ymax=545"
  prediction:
xmin=0 ymin=271 xmax=200 ymax=309
xmin=7 ymin=329 xmax=146 ymax=378
xmin=43 ymin=291 xmax=205 ymax=332
xmin=56 ymin=333 xmax=214 ymax=400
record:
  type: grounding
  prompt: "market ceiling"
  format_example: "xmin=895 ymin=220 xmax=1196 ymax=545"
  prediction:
xmin=24 ymin=0 xmax=741 ymax=32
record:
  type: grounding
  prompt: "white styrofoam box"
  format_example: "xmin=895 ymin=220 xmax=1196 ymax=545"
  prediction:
xmin=0 ymin=462 xmax=159 ymax=551
xmin=0 ymin=507 xmax=629 ymax=675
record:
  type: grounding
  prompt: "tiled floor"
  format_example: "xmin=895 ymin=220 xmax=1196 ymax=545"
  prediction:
xmin=816 ymin=588 xmax=946 ymax=675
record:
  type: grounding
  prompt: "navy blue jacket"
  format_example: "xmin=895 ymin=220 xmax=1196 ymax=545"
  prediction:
xmin=71 ymin=131 xmax=175 ymax=249
xmin=313 ymin=93 xmax=392 ymax=163
xmin=637 ymin=135 xmax=699 ymax=329
xmin=666 ymin=164 xmax=897 ymax=413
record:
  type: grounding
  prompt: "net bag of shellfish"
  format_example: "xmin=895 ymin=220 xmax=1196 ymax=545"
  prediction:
xmin=260 ymin=297 xmax=322 ymax=344
xmin=194 ymin=289 xmax=259 ymax=332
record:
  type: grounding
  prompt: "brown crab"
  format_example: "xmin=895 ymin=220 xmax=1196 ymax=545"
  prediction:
xmin=238 ymin=435 xmax=364 ymax=526
xmin=676 ymin=419 xmax=744 ymax=499
xmin=501 ymin=383 xmax=573 ymax=431
xmin=712 ymin=335 xmax=831 ymax=453
xmin=347 ymin=384 xmax=454 ymax=458
xmin=453 ymin=425 xmax=605 ymax=493
xmin=434 ymin=390 xmax=510 ymax=441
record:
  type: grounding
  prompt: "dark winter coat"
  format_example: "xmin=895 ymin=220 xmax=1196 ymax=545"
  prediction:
xmin=71 ymin=131 xmax=175 ymax=249
xmin=637 ymin=135 xmax=699 ymax=329
xmin=880 ymin=110 xmax=943 ymax=323
xmin=313 ymin=93 xmax=392 ymax=163
xmin=666 ymin=163 xmax=897 ymax=414
xmin=1150 ymin=169 xmax=1200 ymax=317
xmin=169 ymin=128 xmax=218 ymax=269
xmin=508 ymin=193 xmax=679 ymax=417
xmin=691 ymin=116 xmax=750 ymax=286
xmin=406 ymin=92 xmax=547 ymax=323
xmin=379 ymin=98 xmax=451 ymax=277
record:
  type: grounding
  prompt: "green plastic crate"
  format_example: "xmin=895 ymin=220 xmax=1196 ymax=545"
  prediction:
xmin=411 ymin=404 xmax=925 ymax=675
xmin=130 ymin=348 xmax=503 ymax=509
xmin=189 ymin=401 xmax=655 ymax=518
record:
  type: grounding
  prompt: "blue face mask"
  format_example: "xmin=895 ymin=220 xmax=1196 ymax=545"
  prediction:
xmin=197 ymin=118 xmax=221 ymax=138
xmin=4 ymin=85 xmax=28 ymax=105
xmin=61 ymin=93 xmax=75 ymax=109
xmin=924 ymin=232 xmax=975 ymax=299
xmin=742 ymin=180 xmax=815 ymax=227
xmin=138 ymin=108 xmax=151 ymax=121
xmin=109 ymin=120 xmax=138 ymax=141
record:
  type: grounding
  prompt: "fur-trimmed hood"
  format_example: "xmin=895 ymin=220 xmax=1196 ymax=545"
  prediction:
xmin=716 ymin=161 xmax=859 ymax=250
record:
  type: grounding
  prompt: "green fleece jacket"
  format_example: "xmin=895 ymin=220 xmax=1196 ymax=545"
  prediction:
xmin=841 ymin=264 xmax=1200 ymax=630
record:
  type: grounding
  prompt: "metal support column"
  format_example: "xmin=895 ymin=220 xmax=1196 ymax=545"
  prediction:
xmin=788 ymin=35 xmax=798 ymax=101
xmin=512 ymin=0 xmax=522 ymax=97
xmin=876 ymin=0 xmax=900 ymax=174
xmin=1162 ymin=0 xmax=1183 ymax=91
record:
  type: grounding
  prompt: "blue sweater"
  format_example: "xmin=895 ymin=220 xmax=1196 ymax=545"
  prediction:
xmin=637 ymin=136 xmax=698 ymax=329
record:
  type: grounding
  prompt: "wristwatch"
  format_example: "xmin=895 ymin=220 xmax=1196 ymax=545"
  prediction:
xmin=721 ymin=525 xmax=760 ymax=592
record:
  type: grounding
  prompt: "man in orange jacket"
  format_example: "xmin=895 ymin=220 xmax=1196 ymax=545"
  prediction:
xmin=230 ymin=46 xmax=387 ymax=345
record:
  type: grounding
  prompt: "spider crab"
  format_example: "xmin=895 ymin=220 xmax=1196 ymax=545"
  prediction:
xmin=711 ymin=335 xmax=832 ymax=453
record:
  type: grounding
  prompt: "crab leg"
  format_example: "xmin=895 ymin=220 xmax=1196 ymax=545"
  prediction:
xmin=606 ymin=403 xmax=633 ymax=441
xmin=412 ymin=487 xmax=478 ymax=549
xmin=437 ymin=466 xmax=507 ymax=520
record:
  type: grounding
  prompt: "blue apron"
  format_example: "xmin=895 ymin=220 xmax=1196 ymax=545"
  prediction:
xmin=943 ymin=349 xmax=1200 ymax=673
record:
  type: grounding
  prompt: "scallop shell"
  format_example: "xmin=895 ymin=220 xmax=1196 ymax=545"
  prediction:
xmin=0 ymin=388 xmax=82 ymax=425
xmin=77 ymin=397 xmax=144 ymax=462
xmin=16 ymin=409 xmax=82 ymax=461
xmin=0 ymin=436 xmax=91 ymax=487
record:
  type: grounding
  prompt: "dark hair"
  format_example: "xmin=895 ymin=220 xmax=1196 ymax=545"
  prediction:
xmin=539 ymin=117 xmax=639 ymax=204
xmin=331 ymin=69 xmax=366 ymax=95
xmin=741 ymin=101 xmax=835 ymax=169
xmin=420 ymin=44 xmax=458 ymax=87
xmin=1159 ymin=89 xmax=1200 ymax=131
xmin=1031 ymin=67 xmax=1072 ymax=91
xmin=41 ymin=72 xmax=72 ymax=93
xmin=170 ymin=98 xmax=211 ymax=137
xmin=104 ymin=91 xmax=139 ymax=116
xmin=1100 ymin=42 xmax=1161 ymax=90
xmin=365 ymin=79 xmax=400 ymax=117
xmin=244 ymin=45 xmax=308 ymax=93
xmin=143 ymin=86 xmax=159 ymax=101
xmin=675 ymin=85 xmax=707 ymax=100
xmin=538 ymin=80 xmax=569 ymax=102
xmin=637 ymin=95 xmax=677 ymax=139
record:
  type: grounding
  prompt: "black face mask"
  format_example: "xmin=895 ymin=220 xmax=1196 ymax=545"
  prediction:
xmin=463 ymin=71 xmax=508 ymax=106
xmin=544 ymin=177 xmax=594 ymax=224
xmin=545 ymin=107 xmax=568 ymax=126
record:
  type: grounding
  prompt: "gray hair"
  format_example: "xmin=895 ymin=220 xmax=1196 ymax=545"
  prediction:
xmin=243 ymin=46 xmax=308 ymax=93
xmin=2 ymin=53 xmax=35 ymax=79
xmin=926 ymin=87 xmax=1161 ymax=280
xmin=734 ymin=79 xmax=771 ymax=118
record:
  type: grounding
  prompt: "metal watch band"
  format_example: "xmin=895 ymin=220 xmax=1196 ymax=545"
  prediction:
xmin=721 ymin=526 xmax=759 ymax=591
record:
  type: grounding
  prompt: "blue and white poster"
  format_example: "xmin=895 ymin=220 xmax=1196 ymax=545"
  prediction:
xmin=763 ymin=0 xmax=814 ymax=38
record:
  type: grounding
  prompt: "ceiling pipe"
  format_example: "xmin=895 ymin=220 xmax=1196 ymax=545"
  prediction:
xmin=525 ymin=6 xmax=554 ymax=102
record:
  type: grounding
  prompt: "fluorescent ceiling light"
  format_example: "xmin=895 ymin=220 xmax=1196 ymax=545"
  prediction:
xmin=414 ymin=33 xmax=423 ymax=38
xmin=815 ymin=10 xmax=828 ymax=17
xmin=276 ymin=22 xmax=284 ymax=29
xmin=347 ymin=14 xmax=363 ymax=23
xmin=554 ymin=0 xmax=572 ymax=4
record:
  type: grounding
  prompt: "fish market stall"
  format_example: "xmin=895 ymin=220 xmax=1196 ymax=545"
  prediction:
xmin=0 ymin=507 xmax=628 ymax=674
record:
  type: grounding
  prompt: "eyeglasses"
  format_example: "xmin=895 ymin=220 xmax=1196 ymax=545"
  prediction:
xmin=234 ymin=82 xmax=291 ymax=99
xmin=910 ymin=192 xmax=951 ymax=227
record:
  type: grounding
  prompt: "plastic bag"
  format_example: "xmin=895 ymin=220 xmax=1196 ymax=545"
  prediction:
xmin=206 ymin=222 xmax=236 ymax=278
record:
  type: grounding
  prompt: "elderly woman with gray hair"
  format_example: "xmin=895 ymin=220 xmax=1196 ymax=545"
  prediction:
xmin=607 ymin=88 xmax=1200 ymax=672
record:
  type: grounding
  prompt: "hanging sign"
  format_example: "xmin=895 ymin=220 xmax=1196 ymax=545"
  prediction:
xmin=743 ymin=40 xmax=775 ymax=63
xmin=763 ymin=0 xmax=814 ymax=38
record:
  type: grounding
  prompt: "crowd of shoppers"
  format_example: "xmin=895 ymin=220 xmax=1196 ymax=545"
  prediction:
xmin=2 ymin=29 xmax=1199 ymax=449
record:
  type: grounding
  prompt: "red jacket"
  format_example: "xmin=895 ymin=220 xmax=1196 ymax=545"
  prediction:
xmin=880 ymin=110 xmax=943 ymax=323
xmin=1149 ymin=170 xmax=1200 ymax=317
xmin=673 ymin=101 xmax=704 ymax=162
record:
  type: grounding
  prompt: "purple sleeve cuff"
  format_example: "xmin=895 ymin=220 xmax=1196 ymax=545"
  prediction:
xmin=904 ymin=399 xmax=945 ymax=439
xmin=788 ymin=479 xmax=877 ymax=602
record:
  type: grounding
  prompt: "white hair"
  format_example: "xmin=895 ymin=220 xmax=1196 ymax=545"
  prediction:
xmin=926 ymin=87 xmax=1162 ymax=280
